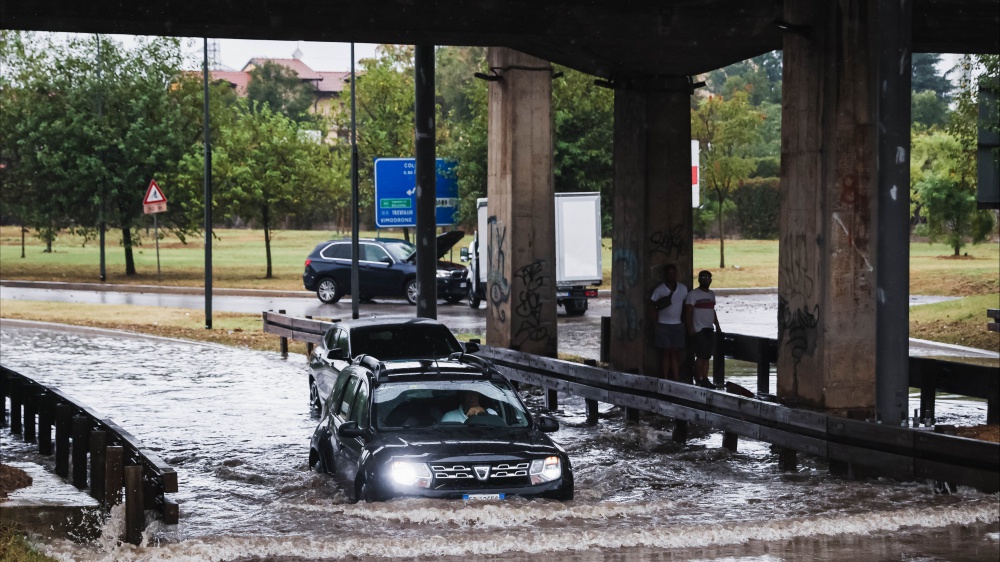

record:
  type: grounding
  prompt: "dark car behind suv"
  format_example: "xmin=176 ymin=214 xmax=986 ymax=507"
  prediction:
xmin=303 ymin=232 xmax=468 ymax=305
xmin=307 ymin=317 xmax=474 ymax=411
xmin=309 ymin=354 xmax=573 ymax=503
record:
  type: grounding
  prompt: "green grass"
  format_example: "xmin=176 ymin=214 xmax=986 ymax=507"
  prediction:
xmin=910 ymin=293 xmax=1000 ymax=352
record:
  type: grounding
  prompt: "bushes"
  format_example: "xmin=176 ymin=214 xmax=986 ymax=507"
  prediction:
xmin=731 ymin=177 xmax=781 ymax=239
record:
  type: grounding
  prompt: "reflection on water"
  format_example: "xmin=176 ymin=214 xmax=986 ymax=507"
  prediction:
xmin=1 ymin=324 xmax=997 ymax=561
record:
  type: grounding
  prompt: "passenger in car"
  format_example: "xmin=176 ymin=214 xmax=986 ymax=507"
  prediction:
xmin=440 ymin=391 xmax=496 ymax=423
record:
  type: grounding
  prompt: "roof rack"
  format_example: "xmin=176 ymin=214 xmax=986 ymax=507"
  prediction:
xmin=355 ymin=354 xmax=384 ymax=375
xmin=447 ymin=352 xmax=502 ymax=379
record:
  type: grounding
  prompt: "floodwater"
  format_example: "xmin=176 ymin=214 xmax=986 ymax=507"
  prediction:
xmin=1 ymin=323 xmax=998 ymax=562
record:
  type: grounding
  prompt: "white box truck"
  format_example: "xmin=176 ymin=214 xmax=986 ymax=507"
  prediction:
xmin=461 ymin=192 xmax=603 ymax=315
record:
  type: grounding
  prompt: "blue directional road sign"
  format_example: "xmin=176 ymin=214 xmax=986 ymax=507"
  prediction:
xmin=374 ymin=158 xmax=458 ymax=228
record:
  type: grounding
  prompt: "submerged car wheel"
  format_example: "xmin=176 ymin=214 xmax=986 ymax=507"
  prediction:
xmin=404 ymin=280 xmax=419 ymax=305
xmin=316 ymin=278 xmax=342 ymax=304
xmin=309 ymin=380 xmax=321 ymax=414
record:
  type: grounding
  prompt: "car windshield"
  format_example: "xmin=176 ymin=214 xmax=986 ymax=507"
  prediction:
xmin=381 ymin=240 xmax=416 ymax=262
xmin=374 ymin=380 xmax=530 ymax=430
xmin=351 ymin=324 xmax=462 ymax=359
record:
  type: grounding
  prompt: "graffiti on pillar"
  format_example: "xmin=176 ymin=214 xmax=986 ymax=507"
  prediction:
xmin=649 ymin=224 xmax=686 ymax=259
xmin=512 ymin=260 xmax=550 ymax=344
xmin=778 ymin=233 xmax=819 ymax=375
xmin=487 ymin=216 xmax=510 ymax=322
xmin=612 ymin=245 xmax=641 ymax=342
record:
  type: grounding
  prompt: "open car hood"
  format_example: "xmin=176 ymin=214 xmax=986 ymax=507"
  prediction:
xmin=437 ymin=231 xmax=465 ymax=259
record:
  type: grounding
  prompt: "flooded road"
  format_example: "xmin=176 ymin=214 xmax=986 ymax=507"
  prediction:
xmin=1 ymin=322 xmax=997 ymax=561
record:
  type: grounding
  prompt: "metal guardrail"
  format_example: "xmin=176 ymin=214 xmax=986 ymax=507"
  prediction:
xmin=1 ymin=365 xmax=178 ymax=544
xmin=262 ymin=312 xmax=999 ymax=493
xmin=989 ymin=308 xmax=999 ymax=333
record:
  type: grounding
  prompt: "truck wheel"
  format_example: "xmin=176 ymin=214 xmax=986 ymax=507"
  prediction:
xmin=564 ymin=299 xmax=588 ymax=316
xmin=468 ymin=287 xmax=481 ymax=309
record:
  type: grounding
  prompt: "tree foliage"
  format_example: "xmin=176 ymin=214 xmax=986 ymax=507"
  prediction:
xmin=245 ymin=60 xmax=317 ymax=125
xmin=0 ymin=32 xmax=205 ymax=274
xmin=691 ymin=89 xmax=764 ymax=267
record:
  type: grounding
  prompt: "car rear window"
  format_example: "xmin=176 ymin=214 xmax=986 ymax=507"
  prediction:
xmin=352 ymin=325 xmax=461 ymax=359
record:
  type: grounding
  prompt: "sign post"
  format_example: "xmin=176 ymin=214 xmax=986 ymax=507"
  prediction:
xmin=143 ymin=179 xmax=168 ymax=282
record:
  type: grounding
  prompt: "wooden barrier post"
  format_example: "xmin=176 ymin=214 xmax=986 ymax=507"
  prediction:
xmin=105 ymin=446 xmax=124 ymax=509
xmin=778 ymin=448 xmax=797 ymax=471
xmin=600 ymin=316 xmax=611 ymax=363
xmin=545 ymin=389 xmax=558 ymax=412
xmin=756 ymin=338 xmax=770 ymax=394
xmin=920 ymin=369 xmax=937 ymax=425
xmin=583 ymin=359 xmax=600 ymax=425
xmin=672 ymin=420 xmax=688 ymax=443
xmin=305 ymin=316 xmax=315 ymax=357
xmin=279 ymin=309 xmax=289 ymax=358
xmin=0 ymin=372 xmax=7 ymax=428
xmin=55 ymin=403 xmax=72 ymax=477
xmin=90 ymin=431 xmax=108 ymax=504
xmin=125 ymin=465 xmax=145 ymax=545
xmin=37 ymin=392 xmax=53 ymax=455
xmin=23 ymin=389 xmax=36 ymax=444
xmin=712 ymin=332 xmax=725 ymax=388
xmin=9 ymin=379 xmax=22 ymax=435
xmin=72 ymin=415 xmax=90 ymax=489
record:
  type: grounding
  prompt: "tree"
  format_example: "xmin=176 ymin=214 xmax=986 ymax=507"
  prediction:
xmin=912 ymin=53 xmax=952 ymax=100
xmin=691 ymin=89 xmax=764 ymax=267
xmin=1 ymin=33 xmax=205 ymax=273
xmin=245 ymin=60 xmax=317 ymax=125
xmin=912 ymin=90 xmax=949 ymax=130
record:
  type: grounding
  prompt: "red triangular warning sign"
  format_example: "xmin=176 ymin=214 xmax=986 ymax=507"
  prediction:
xmin=144 ymin=179 xmax=167 ymax=205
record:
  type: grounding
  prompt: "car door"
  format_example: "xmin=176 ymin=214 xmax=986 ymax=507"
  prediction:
xmin=320 ymin=242 xmax=353 ymax=293
xmin=313 ymin=328 xmax=351 ymax=402
xmin=358 ymin=244 xmax=392 ymax=296
xmin=340 ymin=378 xmax=370 ymax=485
xmin=332 ymin=374 xmax=361 ymax=485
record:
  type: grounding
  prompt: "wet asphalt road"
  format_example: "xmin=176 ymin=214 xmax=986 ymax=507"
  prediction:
xmin=0 ymin=282 xmax=993 ymax=359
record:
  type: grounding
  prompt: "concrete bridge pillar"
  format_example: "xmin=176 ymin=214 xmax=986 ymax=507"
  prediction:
xmin=609 ymin=79 xmax=694 ymax=375
xmin=777 ymin=1 xmax=884 ymax=416
xmin=484 ymin=47 xmax=558 ymax=357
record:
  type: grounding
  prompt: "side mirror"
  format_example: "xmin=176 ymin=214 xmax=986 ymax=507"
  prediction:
xmin=460 ymin=247 xmax=470 ymax=262
xmin=536 ymin=416 xmax=559 ymax=433
xmin=326 ymin=348 xmax=348 ymax=361
xmin=338 ymin=421 xmax=366 ymax=439
xmin=381 ymin=256 xmax=393 ymax=265
xmin=464 ymin=341 xmax=480 ymax=353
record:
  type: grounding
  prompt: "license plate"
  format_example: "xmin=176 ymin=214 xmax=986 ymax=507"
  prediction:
xmin=463 ymin=493 xmax=505 ymax=501
xmin=557 ymin=291 xmax=570 ymax=297
xmin=459 ymin=282 xmax=466 ymax=288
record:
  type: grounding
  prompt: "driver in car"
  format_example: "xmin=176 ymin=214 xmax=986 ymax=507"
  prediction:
xmin=440 ymin=391 xmax=496 ymax=423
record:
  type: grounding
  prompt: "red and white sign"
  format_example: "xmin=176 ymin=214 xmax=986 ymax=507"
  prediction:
xmin=143 ymin=179 xmax=168 ymax=214
xmin=691 ymin=140 xmax=700 ymax=208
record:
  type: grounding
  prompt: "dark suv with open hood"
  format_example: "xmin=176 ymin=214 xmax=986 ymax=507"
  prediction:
xmin=308 ymin=354 xmax=574 ymax=503
xmin=303 ymin=231 xmax=468 ymax=305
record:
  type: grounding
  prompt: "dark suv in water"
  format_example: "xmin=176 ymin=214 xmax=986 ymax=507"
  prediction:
xmin=309 ymin=354 xmax=573 ymax=503
xmin=302 ymin=232 xmax=468 ymax=305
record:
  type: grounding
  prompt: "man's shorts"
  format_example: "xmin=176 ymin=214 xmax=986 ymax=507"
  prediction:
xmin=654 ymin=323 xmax=686 ymax=350
xmin=693 ymin=328 xmax=716 ymax=359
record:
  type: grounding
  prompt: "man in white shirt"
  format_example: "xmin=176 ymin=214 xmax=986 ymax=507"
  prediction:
xmin=440 ymin=391 xmax=496 ymax=423
xmin=650 ymin=264 xmax=688 ymax=381
xmin=684 ymin=270 xmax=722 ymax=389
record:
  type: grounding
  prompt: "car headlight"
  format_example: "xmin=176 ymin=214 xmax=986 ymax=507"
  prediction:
xmin=529 ymin=456 xmax=562 ymax=484
xmin=391 ymin=461 xmax=432 ymax=488
xmin=436 ymin=269 xmax=451 ymax=278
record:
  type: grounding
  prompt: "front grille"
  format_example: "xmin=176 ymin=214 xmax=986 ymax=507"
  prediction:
xmin=430 ymin=462 xmax=531 ymax=489
xmin=450 ymin=270 xmax=465 ymax=279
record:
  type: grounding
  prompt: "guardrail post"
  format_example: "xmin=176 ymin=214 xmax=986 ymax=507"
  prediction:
xmin=712 ymin=332 xmax=725 ymax=388
xmin=0 ymin=372 xmax=8 ymax=428
xmin=305 ymin=316 xmax=315 ymax=357
xmin=72 ymin=415 xmax=90 ymax=489
xmin=90 ymin=431 xmax=108 ymax=504
xmin=545 ymin=389 xmax=558 ymax=411
xmin=919 ymin=369 xmax=937 ymax=426
xmin=38 ymin=393 xmax=53 ymax=455
xmin=756 ymin=338 xmax=770 ymax=394
xmin=778 ymin=448 xmax=797 ymax=471
xmin=125 ymin=465 xmax=145 ymax=545
xmin=672 ymin=420 xmax=688 ymax=443
xmin=600 ymin=316 xmax=610 ymax=363
xmin=279 ymin=309 xmax=289 ymax=358
xmin=583 ymin=359 xmax=600 ymax=425
xmin=105 ymin=445 xmax=124 ymax=509
xmin=987 ymin=378 xmax=998 ymax=425
xmin=23 ymin=389 xmax=37 ymax=444
xmin=9 ymin=379 xmax=22 ymax=435
xmin=55 ymin=403 xmax=72 ymax=477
